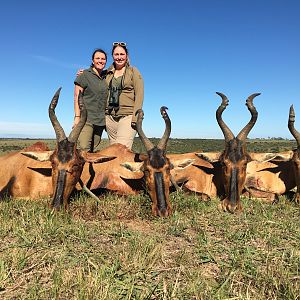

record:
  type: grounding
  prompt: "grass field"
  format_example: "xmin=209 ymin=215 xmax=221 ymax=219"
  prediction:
xmin=0 ymin=137 xmax=297 ymax=155
xmin=0 ymin=139 xmax=299 ymax=299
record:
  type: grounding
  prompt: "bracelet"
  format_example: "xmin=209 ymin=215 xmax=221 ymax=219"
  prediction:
xmin=74 ymin=115 xmax=80 ymax=117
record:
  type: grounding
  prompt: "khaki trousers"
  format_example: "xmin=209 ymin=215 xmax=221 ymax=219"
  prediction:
xmin=78 ymin=123 xmax=105 ymax=152
xmin=105 ymin=115 xmax=136 ymax=149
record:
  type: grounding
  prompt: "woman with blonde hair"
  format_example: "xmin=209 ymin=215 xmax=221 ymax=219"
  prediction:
xmin=105 ymin=42 xmax=144 ymax=149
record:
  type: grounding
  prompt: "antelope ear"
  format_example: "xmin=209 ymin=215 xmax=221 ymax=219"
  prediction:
xmin=21 ymin=151 xmax=54 ymax=162
xmin=120 ymin=161 xmax=144 ymax=173
xmin=249 ymin=151 xmax=294 ymax=162
xmin=81 ymin=151 xmax=116 ymax=163
xmin=171 ymin=158 xmax=195 ymax=169
xmin=196 ymin=152 xmax=221 ymax=163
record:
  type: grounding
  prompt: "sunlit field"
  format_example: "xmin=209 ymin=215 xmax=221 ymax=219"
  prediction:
xmin=0 ymin=138 xmax=299 ymax=299
xmin=0 ymin=137 xmax=297 ymax=155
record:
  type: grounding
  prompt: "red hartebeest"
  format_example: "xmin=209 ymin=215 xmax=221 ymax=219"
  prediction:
xmin=0 ymin=142 xmax=53 ymax=199
xmin=119 ymin=107 xmax=196 ymax=216
xmin=169 ymin=152 xmax=222 ymax=199
xmin=133 ymin=106 xmax=173 ymax=216
xmin=253 ymin=105 xmax=300 ymax=203
xmin=244 ymin=153 xmax=296 ymax=202
xmin=198 ymin=92 xmax=261 ymax=212
xmin=78 ymin=143 xmax=144 ymax=195
xmin=0 ymin=143 xmax=140 ymax=201
xmin=20 ymin=88 xmax=114 ymax=209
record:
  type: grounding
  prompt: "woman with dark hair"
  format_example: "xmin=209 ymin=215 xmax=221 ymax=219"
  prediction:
xmin=105 ymin=42 xmax=144 ymax=149
xmin=73 ymin=49 xmax=108 ymax=152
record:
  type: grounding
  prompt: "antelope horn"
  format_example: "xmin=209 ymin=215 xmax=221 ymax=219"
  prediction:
xmin=68 ymin=91 xmax=87 ymax=143
xmin=157 ymin=106 xmax=171 ymax=150
xmin=237 ymin=93 xmax=260 ymax=142
xmin=288 ymin=105 xmax=300 ymax=146
xmin=136 ymin=109 xmax=154 ymax=151
xmin=216 ymin=92 xmax=234 ymax=143
xmin=49 ymin=87 xmax=66 ymax=142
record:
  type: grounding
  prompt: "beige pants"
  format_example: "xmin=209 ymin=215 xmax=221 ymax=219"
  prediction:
xmin=105 ymin=115 xmax=136 ymax=149
xmin=78 ymin=123 xmax=105 ymax=152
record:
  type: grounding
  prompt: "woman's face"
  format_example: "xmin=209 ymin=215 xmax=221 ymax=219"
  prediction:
xmin=113 ymin=46 xmax=127 ymax=69
xmin=93 ymin=52 xmax=107 ymax=70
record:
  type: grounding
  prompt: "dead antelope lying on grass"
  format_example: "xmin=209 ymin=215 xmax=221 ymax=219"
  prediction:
xmin=197 ymin=92 xmax=280 ymax=212
xmin=121 ymin=107 xmax=197 ymax=216
xmin=20 ymin=88 xmax=114 ymax=209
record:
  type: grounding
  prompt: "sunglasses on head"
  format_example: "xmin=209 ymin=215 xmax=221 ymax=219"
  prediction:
xmin=113 ymin=42 xmax=127 ymax=47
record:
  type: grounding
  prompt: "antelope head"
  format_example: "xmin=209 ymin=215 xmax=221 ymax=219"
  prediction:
xmin=125 ymin=106 xmax=172 ymax=217
xmin=216 ymin=92 xmax=261 ymax=212
xmin=197 ymin=92 xmax=260 ymax=213
xmin=22 ymin=88 xmax=114 ymax=209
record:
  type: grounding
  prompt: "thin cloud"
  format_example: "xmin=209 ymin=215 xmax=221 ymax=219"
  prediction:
xmin=0 ymin=121 xmax=55 ymax=138
xmin=30 ymin=55 xmax=81 ymax=69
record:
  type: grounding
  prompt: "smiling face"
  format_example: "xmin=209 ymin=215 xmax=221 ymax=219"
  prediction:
xmin=112 ymin=46 xmax=127 ymax=69
xmin=92 ymin=51 xmax=107 ymax=71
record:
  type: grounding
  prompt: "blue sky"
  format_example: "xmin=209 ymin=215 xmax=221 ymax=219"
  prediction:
xmin=0 ymin=0 xmax=300 ymax=139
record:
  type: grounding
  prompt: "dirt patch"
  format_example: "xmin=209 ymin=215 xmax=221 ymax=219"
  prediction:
xmin=125 ymin=219 xmax=154 ymax=234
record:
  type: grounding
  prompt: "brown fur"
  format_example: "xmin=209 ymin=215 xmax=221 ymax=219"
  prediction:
xmin=290 ymin=149 xmax=300 ymax=203
xmin=80 ymin=144 xmax=144 ymax=194
xmin=168 ymin=152 xmax=221 ymax=199
xmin=0 ymin=142 xmax=52 ymax=199
xmin=0 ymin=143 xmax=141 ymax=201
xmin=245 ymin=159 xmax=296 ymax=198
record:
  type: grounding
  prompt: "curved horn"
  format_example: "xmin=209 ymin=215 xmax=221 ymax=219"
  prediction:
xmin=157 ymin=106 xmax=171 ymax=150
xmin=288 ymin=105 xmax=300 ymax=146
xmin=136 ymin=109 xmax=154 ymax=151
xmin=237 ymin=93 xmax=260 ymax=142
xmin=216 ymin=92 xmax=234 ymax=143
xmin=68 ymin=91 xmax=87 ymax=143
xmin=49 ymin=87 xmax=66 ymax=142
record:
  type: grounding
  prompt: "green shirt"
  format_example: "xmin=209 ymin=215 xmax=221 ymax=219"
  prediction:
xmin=74 ymin=67 xmax=108 ymax=126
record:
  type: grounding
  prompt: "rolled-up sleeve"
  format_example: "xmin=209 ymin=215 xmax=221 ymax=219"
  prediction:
xmin=74 ymin=73 xmax=87 ymax=89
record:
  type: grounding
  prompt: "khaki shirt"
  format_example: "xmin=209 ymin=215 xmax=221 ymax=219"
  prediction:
xmin=106 ymin=64 xmax=144 ymax=123
xmin=74 ymin=67 xmax=108 ymax=126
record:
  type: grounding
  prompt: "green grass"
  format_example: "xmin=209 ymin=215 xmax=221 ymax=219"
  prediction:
xmin=0 ymin=193 xmax=299 ymax=299
xmin=0 ymin=137 xmax=297 ymax=155
xmin=0 ymin=138 xmax=299 ymax=299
